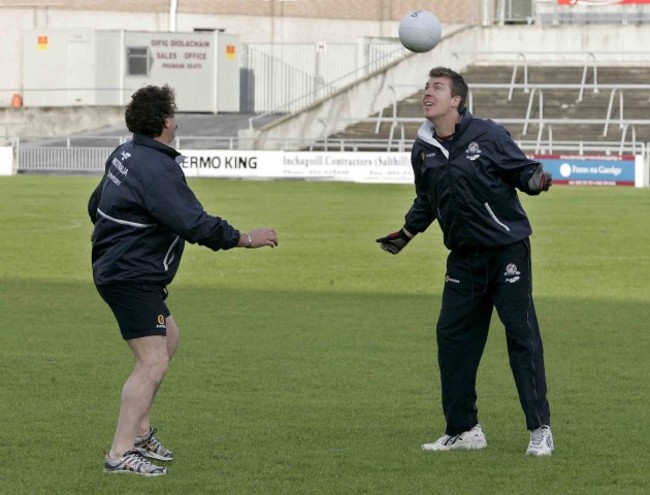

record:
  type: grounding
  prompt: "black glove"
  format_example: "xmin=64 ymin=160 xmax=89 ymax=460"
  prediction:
xmin=528 ymin=165 xmax=552 ymax=193
xmin=376 ymin=228 xmax=413 ymax=255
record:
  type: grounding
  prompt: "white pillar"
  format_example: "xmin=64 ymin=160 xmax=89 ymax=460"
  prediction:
xmin=0 ymin=146 xmax=15 ymax=176
xmin=169 ymin=0 xmax=178 ymax=32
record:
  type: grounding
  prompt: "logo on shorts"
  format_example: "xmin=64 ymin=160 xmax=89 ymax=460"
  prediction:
xmin=156 ymin=314 xmax=166 ymax=329
xmin=504 ymin=263 xmax=521 ymax=284
xmin=445 ymin=274 xmax=460 ymax=284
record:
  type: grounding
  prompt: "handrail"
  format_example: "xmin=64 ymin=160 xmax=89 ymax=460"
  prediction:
xmin=12 ymin=135 xmax=647 ymax=157
xmin=535 ymin=123 xmax=553 ymax=155
xmin=248 ymin=43 xmax=405 ymax=130
xmin=387 ymin=84 xmax=399 ymax=124
xmin=578 ymin=52 xmax=599 ymax=102
xmin=312 ymin=116 xmax=650 ymax=127
xmin=376 ymin=108 xmax=386 ymax=134
xmin=523 ymin=87 xmax=544 ymax=136
xmin=316 ymin=118 xmax=329 ymax=151
xmin=174 ymin=136 xmax=236 ymax=149
xmin=508 ymin=53 xmax=529 ymax=100
xmin=471 ymin=83 xmax=650 ymax=90
xmin=383 ymin=83 xmax=650 ymax=133
xmin=604 ymin=88 xmax=625 ymax=137
xmin=387 ymin=122 xmax=405 ymax=151
xmin=619 ymin=123 xmax=637 ymax=156
xmin=490 ymin=117 xmax=650 ymax=126
xmin=298 ymin=112 xmax=650 ymax=156
xmin=446 ymin=50 xmax=650 ymax=62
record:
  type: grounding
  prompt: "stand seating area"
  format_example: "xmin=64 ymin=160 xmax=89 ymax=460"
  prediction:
xmin=318 ymin=64 xmax=650 ymax=154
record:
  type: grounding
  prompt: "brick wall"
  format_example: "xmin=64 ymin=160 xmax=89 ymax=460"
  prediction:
xmin=178 ymin=0 xmax=475 ymax=23
xmin=1 ymin=0 xmax=476 ymax=23
xmin=1 ymin=0 xmax=168 ymax=13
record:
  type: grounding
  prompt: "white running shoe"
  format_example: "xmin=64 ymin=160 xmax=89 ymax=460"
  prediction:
xmin=104 ymin=450 xmax=167 ymax=476
xmin=526 ymin=425 xmax=554 ymax=456
xmin=135 ymin=427 xmax=174 ymax=461
xmin=421 ymin=424 xmax=487 ymax=451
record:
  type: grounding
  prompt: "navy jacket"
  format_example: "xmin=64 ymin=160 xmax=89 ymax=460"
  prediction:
xmin=88 ymin=134 xmax=240 ymax=286
xmin=404 ymin=111 xmax=542 ymax=251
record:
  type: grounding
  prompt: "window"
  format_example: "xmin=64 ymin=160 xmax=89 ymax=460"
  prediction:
xmin=127 ymin=47 xmax=149 ymax=76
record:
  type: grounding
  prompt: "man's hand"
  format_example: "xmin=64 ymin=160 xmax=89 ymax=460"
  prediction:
xmin=239 ymin=228 xmax=278 ymax=248
xmin=376 ymin=228 xmax=413 ymax=255
xmin=528 ymin=165 xmax=552 ymax=193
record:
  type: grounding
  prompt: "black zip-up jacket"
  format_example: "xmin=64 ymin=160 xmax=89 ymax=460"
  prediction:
xmin=88 ymin=134 xmax=240 ymax=286
xmin=404 ymin=111 xmax=542 ymax=251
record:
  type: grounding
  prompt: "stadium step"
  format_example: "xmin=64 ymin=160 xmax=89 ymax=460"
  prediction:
xmin=323 ymin=64 xmax=650 ymax=149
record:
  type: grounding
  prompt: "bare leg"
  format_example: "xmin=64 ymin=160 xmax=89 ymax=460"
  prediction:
xmin=165 ymin=315 xmax=180 ymax=362
xmin=137 ymin=316 xmax=181 ymax=436
xmin=108 ymin=334 xmax=169 ymax=459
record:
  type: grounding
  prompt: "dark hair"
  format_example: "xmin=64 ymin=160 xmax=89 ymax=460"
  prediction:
xmin=428 ymin=67 xmax=468 ymax=113
xmin=125 ymin=84 xmax=177 ymax=137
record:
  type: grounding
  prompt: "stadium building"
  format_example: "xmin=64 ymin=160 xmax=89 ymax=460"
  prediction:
xmin=0 ymin=0 xmax=648 ymax=186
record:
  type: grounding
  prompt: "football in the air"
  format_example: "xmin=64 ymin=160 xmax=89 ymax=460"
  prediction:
xmin=398 ymin=10 xmax=442 ymax=53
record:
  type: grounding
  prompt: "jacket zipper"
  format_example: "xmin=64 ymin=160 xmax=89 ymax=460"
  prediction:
xmin=484 ymin=202 xmax=511 ymax=232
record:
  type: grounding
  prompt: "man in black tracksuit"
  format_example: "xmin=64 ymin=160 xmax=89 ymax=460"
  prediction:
xmin=377 ymin=67 xmax=554 ymax=456
xmin=89 ymin=85 xmax=278 ymax=476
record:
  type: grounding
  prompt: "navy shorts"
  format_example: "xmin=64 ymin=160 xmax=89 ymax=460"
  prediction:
xmin=96 ymin=284 xmax=171 ymax=340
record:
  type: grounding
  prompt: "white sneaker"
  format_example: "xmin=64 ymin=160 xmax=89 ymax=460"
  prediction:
xmin=421 ymin=424 xmax=487 ymax=451
xmin=526 ymin=425 xmax=554 ymax=456
xmin=135 ymin=427 xmax=174 ymax=461
xmin=104 ymin=450 xmax=167 ymax=476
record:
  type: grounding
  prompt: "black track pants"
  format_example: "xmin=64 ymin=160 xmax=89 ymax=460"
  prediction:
xmin=436 ymin=239 xmax=550 ymax=435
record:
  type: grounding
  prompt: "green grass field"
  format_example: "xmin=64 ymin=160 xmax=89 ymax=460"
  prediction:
xmin=1 ymin=176 xmax=649 ymax=494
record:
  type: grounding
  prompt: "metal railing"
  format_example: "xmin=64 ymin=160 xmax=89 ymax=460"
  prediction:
xmin=12 ymin=134 xmax=647 ymax=174
xmin=307 ymin=134 xmax=647 ymax=156
xmin=498 ymin=50 xmax=598 ymax=102
xmin=17 ymin=145 xmax=113 ymax=172
xmin=383 ymin=82 xmax=650 ymax=130
xmin=448 ymin=50 xmax=650 ymax=98
xmin=383 ymin=79 xmax=650 ymax=140
xmin=247 ymin=42 xmax=406 ymax=130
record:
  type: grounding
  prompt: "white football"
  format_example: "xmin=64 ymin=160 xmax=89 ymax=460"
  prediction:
xmin=398 ymin=10 xmax=442 ymax=53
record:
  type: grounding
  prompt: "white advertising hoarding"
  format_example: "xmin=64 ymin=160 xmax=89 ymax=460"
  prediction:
xmin=179 ymin=150 xmax=414 ymax=183
xmin=0 ymin=146 xmax=13 ymax=175
xmin=178 ymin=150 xmax=649 ymax=187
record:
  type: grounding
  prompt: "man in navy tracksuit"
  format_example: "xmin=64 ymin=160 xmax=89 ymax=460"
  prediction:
xmin=377 ymin=67 xmax=554 ymax=456
xmin=89 ymin=85 xmax=278 ymax=476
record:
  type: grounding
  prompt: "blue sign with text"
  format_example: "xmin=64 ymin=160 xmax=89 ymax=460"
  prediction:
xmin=532 ymin=155 xmax=636 ymax=186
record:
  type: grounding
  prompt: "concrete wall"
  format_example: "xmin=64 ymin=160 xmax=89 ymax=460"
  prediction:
xmin=3 ymin=21 xmax=650 ymax=139
xmin=0 ymin=3 xmax=477 ymax=107
xmin=1 ymin=9 xmax=167 ymax=106
xmin=239 ymin=25 xmax=476 ymax=150
xmin=0 ymin=106 xmax=124 ymax=140
xmin=478 ymin=24 xmax=650 ymax=62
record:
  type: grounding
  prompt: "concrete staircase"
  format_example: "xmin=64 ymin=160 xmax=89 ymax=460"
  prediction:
xmin=325 ymin=64 xmax=650 ymax=150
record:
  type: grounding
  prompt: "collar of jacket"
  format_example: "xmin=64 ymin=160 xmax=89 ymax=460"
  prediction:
xmin=417 ymin=110 xmax=473 ymax=146
xmin=416 ymin=110 xmax=473 ymax=158
xmin=132 ymin=133 xmax=181 ymax=160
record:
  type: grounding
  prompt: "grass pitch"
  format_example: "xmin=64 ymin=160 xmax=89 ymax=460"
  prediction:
xmin=1 ymin=176 xmax=649 ymax=494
